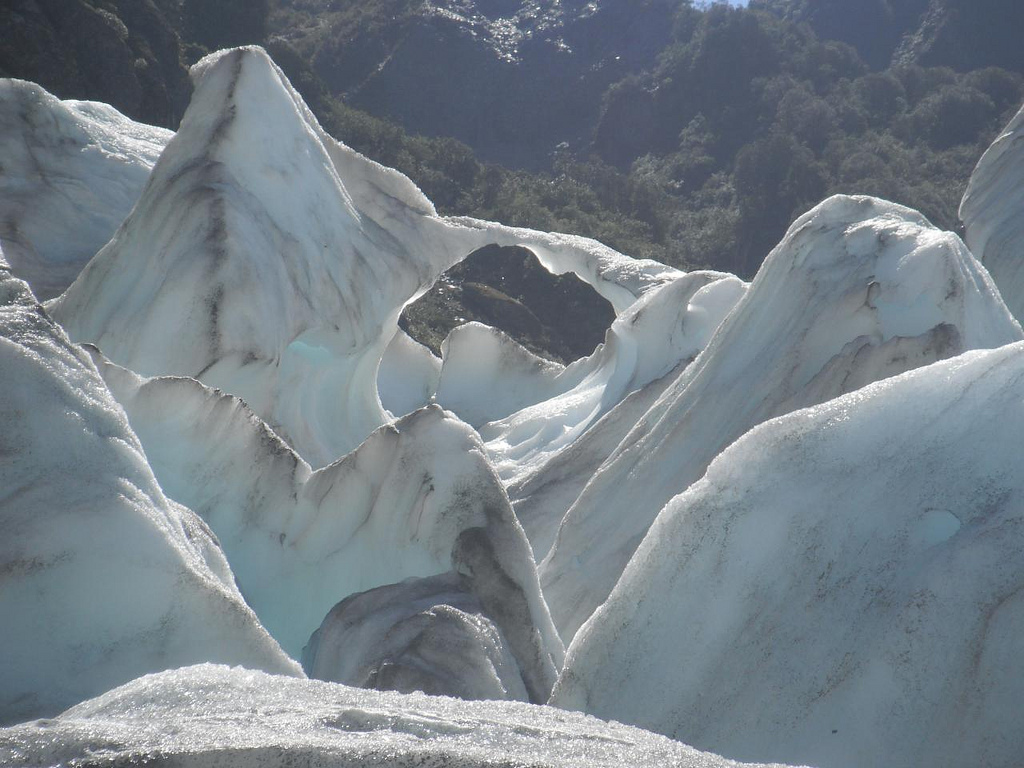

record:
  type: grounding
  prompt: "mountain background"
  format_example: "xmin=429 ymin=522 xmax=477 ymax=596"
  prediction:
xmin=4 ymin=0 xmax=1023 ymax=348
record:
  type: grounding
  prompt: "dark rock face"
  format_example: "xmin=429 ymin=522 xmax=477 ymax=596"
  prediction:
xmin=400 ymin=244 xmax=616 ymax=364
xmin=276 ymin=0 xmax=680 ymax=169
xmin=0 ymin=0 xmax=190 ymax=129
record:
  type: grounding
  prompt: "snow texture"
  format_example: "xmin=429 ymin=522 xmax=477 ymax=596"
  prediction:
xmin=541 ymin=194 xmax=1023 ymax=642
xmin=0 ymin=260 xmax=298 ymax=726
xmin=0 ymin=665 xmax=797 ymax=768
xmin=46 ymin=46 xmax=682 ymax=470
xmin=303 ymin=573 xmax=531 ymax=702
xmin=554 ymin=342 xmax=1024 ymax=768
xmin=961 ymin=102 xmax=1024 ymax=323
xmin=0 ymin=80 xmax=170 ymax=299
xmin=87 ymin=350 xmax=562 ymax=690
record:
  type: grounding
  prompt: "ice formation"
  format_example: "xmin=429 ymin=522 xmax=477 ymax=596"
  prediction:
xmin=0 ymin=80 xmax=170 ymax=299
xmin=89 ymin=351 xmax=562 ymax=685
xmin=377 ymin=328 xmax=442 ymax=418
xmin=45 ymin=47 xmax=683 ymax=470
xmin=0 ymin=665 xmax=793 ymax=768
xmin=508 ymin=353 xmax=693 ymax=559
xmin=541 ymin=194 xmax=1023 ymax=641
xmin=553 ymin=342 xmax=1024 ymax=768
xmin=46 ymin=46 xmax=458 ymax=467
xmin=961 ymin=102 xmax=1024 ymax=323
xmin=0 ymin=260 xmax=298 ymax=726
xmin=303 ymin=573 xmax=532 ymax=701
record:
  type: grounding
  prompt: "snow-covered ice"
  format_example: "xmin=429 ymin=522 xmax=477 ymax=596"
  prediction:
xmin=961 ymin=101 xmax=1024 ymax=323
xmin=0 ymin=80 xmax=170 ymax=299
xmin=0 ymin=260 xmax=298 ymax=726
xmin=540 ymin=194 xmax=1023 ymax=642
xmin=0 ymin=665 xmax=798 ymax=768
xmin=553 ymin=342 xmax=1024 ymax=768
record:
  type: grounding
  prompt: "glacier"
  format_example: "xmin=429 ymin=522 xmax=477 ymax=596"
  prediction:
xmin=540 ymin=194 xmax=1023 ymax=642
xmin=4 ymin=38 xmax=1024 ymax=768
xmin=552 ymin=342 xmax=1024 ymax=768
xmin=0 ymin=259 xmax=298 ymax=726
xmin=0 ymin=80 xmax=170 ymax=300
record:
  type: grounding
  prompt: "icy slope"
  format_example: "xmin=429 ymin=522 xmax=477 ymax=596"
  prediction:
xmin=0 ymin=665 xmax=796 ymax=768
xmin=89 ymin=351 xmax=562 ymax=688
xmin=541 ymin=195 xmax=1023 ymax=641
xmin=961 ymin=101 xmax=1024 ymax=323
xmin=553 ymin=342 xmax=1024 ymax=768
xmin=0 ymin=261 xmax=298 ymax=726
xmin=46 ymin=46 xmax=682 ymax=469
xmin=0 ymin=80 xmax=170 ymax=299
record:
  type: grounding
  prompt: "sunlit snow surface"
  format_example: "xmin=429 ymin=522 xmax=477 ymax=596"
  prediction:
xmin=0 ymin=81 xmax=171 ymax=299
xmin=0 ymin=665 xmax=797 ymax=768
xmin=553 ymin=342 xmax=1024 ymax=768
